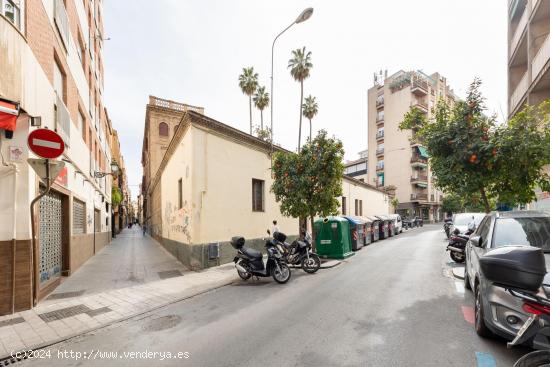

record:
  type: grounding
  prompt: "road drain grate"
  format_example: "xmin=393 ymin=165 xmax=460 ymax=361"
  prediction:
xmin=38 ymin=304 xmax=112 ymax=322
xmin=0 ymin=317 xmax=25 ymax=328
xmin=157 ymin=270 xmax=183 ymax=279
xmin=46 ymin=290 xmax=86 ymax=300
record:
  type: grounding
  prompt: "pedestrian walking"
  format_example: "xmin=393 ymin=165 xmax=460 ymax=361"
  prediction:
xmin=271 ymin=220 xmax=280 ymax=234
xmin=142 ymin=223 xmax=146 ymax=236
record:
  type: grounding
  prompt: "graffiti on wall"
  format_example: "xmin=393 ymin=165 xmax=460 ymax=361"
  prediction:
xmin=165 ymin=201 xmax=191 ymax=242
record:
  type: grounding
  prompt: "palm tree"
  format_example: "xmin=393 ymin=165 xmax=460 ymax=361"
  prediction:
xmin=238 ymin=67 xmax=259 ymax=134
xmin=253 ymin=86 xmax=270 ymax=130
xmin=288 ymin=47 xmax=313 ymax=150
xmin=302 ymin=95 xmax=318 ymax=142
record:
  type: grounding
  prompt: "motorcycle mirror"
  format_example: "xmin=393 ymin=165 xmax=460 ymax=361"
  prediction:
xmin=267 ymin=229 xmax=271 ymax=235
xmin=453 ymin=228 xmax=460 ymax=235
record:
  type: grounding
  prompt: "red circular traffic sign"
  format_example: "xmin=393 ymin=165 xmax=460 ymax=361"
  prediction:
xmin=27 ymin=129 xmax=65 ymax=159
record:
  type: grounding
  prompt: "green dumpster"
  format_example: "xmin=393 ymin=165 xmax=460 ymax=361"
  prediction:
xmin=314 ymin=217 xmax=355 ymax=259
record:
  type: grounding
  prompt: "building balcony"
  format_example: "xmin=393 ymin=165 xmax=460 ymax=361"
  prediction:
xmin=376 ymin=96 xmax=384 ymax=109
xmin=532 ymin=33 xmax=550 ymax=83
xmin=376 ymin=148 xmax=384 ymax=156
xmin=510 ymin=7 xmax=528 ymax=59
xmin=410 ymin=193 xmax=428 ymax=201
xmin=376 ymin=166 xmax=384 ymax=172
xmin=376 ymin=132 xmax=384 ymax=141
xmin=410 ymin=155 xmax=428 ymax=168
xmin=411 ymin=100 xmax=428 ymax=113
xmin=410 ymin=175 xmax=428 ymax=184
xmin=411 ymin=79 xmax=428 ymax=96
xmin=376 ymin=115 xmax=384 ymax=125
xmin=510 ymin=71 xmax=529 ymax=114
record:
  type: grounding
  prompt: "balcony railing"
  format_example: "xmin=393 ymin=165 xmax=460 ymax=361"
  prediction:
xmin=411 ymin=100 xmax=428 ymax=113
xmin=149 ymin=96 xmax=204 ymax=113
xmin=532 ymin=34 xmax=550 ymax=82
xmin=376 ymin=148 xmax=384 ymax=156
xmin=410 ymin=155 xmax=428 ymax=166
xmin=376 ymin=131 xmax=384 ymax=140
xmin=510 ymin=8 xmax=528 ymax=58
xmin=411 ymin=79 xmax=428 ymax=96
xmin=411 ymin=193 xmax=428 ymax=201
xmin=376 ymin=96 xmax=384 ymax=108
xmin=54 ymin=0 xmax=69 ymax=49
xmin=411 ymin=175 xmax=428 ymax=183
xmin=510 ymin=71 xmax=529 ymax=113
xmin=376 ymin=165 xmax=384 ymax=171
xmin=56 ymin=95 xmax=70 ymax=148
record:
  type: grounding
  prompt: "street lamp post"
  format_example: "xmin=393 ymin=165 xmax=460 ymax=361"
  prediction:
xmin=270 ymin=7 xmax=314 ymax=162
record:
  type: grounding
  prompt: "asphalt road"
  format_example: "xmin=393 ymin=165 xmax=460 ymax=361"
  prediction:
xmin=22 ymin=225 xmax=531 ymax=367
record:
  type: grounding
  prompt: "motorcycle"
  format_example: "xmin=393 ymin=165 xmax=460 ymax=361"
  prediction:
xmin=446 ymin=221 xmax=475 ymax=263
xmin=232 ymin=234 xmax=291 ymax=284
xmin=479 ymin=247 xmax=550 ymax=367
xmin=443 ymin=218 xmax=453 ymax=238
xmin=270 ymin=229 xmax=321 ymax=274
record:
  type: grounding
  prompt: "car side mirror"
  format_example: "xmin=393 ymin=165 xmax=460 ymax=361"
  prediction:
xmin=470 ymin=235 xmax=482 ymax=247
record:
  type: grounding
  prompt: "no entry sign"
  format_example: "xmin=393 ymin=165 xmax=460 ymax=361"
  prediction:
xmin=27 ymin=129 xmax=65 ymax=159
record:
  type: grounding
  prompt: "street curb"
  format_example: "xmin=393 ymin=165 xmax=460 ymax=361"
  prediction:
xmin=452 ymin=267 xmax=465 ymax=280
xmin=0 ymin=277 xmax=236 ymax=363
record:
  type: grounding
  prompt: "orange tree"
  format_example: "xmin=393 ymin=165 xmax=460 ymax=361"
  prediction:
xmin=271 ymin=130 xmax=344 ymax=243
xmin=400 ymin=78 xmax=550 ymax=213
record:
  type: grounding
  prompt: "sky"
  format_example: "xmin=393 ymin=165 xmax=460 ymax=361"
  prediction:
xmin=103 ymin=1 xmax=507 ymax=200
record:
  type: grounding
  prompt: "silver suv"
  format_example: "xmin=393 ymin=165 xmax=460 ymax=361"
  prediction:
xmin=464 ymin=211 xmax=550 ymax=349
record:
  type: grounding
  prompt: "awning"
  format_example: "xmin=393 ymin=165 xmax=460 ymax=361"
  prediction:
xmin=417 ymin=146 xmax=430 ymax=159
xmin=0 ymin=99 xmax=19 ymax=132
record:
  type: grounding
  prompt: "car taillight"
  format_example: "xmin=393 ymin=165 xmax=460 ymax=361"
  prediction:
xmin=522 ymin=302 xmax=550 ymax=315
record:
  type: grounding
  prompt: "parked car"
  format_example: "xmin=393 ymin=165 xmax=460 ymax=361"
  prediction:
xmin=388 ymin=214 xmax=403 ymax=234
xmin=449 ymin=212 xmax=485 ymax=235
xmin=464 ymin=210 xmax=550 ymax=348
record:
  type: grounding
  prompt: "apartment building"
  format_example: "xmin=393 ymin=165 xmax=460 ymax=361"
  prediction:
xmin=367 ymin=70 xmax=457 ymax=222
xmin=0 ymin=0 xmax=117 ymax=314
xmin=344 ymin=149 xmax=368 ymax=182
xmin=508 ymin=0 xmax=550 ymax=211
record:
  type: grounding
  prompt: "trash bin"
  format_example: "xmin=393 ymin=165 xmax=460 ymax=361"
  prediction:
xmin=343 ymin=216 xmax=366 ymax=251
xmin=366 ymin=216 xmax=380 ymax=242
xmin=314 ymin=217 xmax=355 ymax=259
xmin=359 ymin=217 xmax=373 ymax=245
xmin=375 ymin=215 xmax=391 ymax=239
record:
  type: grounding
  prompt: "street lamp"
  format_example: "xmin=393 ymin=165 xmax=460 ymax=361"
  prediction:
xmin=270 ymin=7 xmax=314 ymax=158
xmin=94 ymin=159 xmax=119 ymax=178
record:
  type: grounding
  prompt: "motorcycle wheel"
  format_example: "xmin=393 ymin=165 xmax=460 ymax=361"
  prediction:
xmin=272 ymin=263 xmax=291 ymax=284
xmin=301 ymin=254 xmax=321 ymax=274
xmin=513 ymin=351 xmax=550 ymax=367
xmin=450 ymin=251 xmax=465 ymax=263
xmin=237 ymin=263 xmax=252 ymax=280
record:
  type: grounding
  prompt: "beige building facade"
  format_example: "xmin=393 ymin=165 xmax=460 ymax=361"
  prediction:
xmin=508 ymin=0 xmax=550 ymax=211
xmin=367 ymin=70 xmax=457 ymax=222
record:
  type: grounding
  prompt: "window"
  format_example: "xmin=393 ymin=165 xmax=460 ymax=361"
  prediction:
xmin=73 ymin=198 xmax=86 ymax=234
xmin=492 ymin=217 xmax=550 ymax=250
xmin=354 ymin=199 xmax=358 ymax=215
xmin=159 ymin=122 xmax=169 ymax=137
xmin=342 ymin=197 xmax=347 ymax=215
xmin=178 ymin=178 xmax=183 ymax=209
xmin=77 ymin=32 xmax=85 ymax=66
xmin=88 ymin=127 xmax=92 ymax=147
xmin=252 ymin=179 xmax=264 ymax=212
xmin=53 ymin=60 xmax=65 ymax=102
xmin=359 ymin=200 xmax=363 ymax=216
xmin=78 ymin=110 xmax=85 ymax=136
xmin=2 ymin=0 xmax=22 ymax=31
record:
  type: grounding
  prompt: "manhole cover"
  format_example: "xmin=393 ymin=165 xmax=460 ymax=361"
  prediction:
xmin=141 ymin=315 xmax=182 ymax=332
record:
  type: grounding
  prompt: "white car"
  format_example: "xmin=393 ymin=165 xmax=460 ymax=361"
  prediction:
xmin=388 ymin=214 xmax=403 ymax=234
xmin=450 ymin=212 xmax=486 ymax=235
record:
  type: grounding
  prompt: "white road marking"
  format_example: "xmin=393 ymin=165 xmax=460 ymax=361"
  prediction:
xmin=33 ymin=138 xmax=61 ymax=149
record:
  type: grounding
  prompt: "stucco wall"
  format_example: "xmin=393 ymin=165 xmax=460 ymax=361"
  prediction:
xmin=340 ymin=178 xmax=390 ymax=217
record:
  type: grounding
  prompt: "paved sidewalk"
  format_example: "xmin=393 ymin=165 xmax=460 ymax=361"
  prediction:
xmin=42 ymin=227 xmax=189 ymax=302
xmin=0 ymin=262 xmax=236 ymax=359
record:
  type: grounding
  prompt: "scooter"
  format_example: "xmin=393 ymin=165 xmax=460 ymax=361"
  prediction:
xmin=271 ymin=229 xmax=321 ymax=274
xmin=232 ymin=234 xmax=291 ymax=284
xmin=443 ymin=218 xmax=453 ymax=238
xmin=446 ymin=221 xmax=475 ymax=263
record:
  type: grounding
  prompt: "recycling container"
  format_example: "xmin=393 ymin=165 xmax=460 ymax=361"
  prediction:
xmin=366 ymin=216 xmax=380 ymax=242
xmin=375 ymin=215 xmax=391 ymax=239
xmin=359 ymin=217 xmax=373 ymax=245
xmin=343 ymin=216 xmax=366 ymax=251
xmin=314 ymin=217 xmax=355 ymax=259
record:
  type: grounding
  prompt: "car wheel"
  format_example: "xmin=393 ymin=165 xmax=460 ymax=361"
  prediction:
xmin=474 ymin=282 xmax=493 ymax=338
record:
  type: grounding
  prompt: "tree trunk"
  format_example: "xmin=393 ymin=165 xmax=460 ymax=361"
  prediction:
xmin=260 ymin=109 xmax=263 ymax=130
xmin=298 ymin=81 xmax=304 ymax=151
xmin=309 ymin=118 xmax=312 ymax=142
xmin=480 ymin=187 xmax=491 ymax=213
xmin=249 ymin=95 xmax=252 ymax=135
xmin=310 ymin=215 xmax=316 ymax=252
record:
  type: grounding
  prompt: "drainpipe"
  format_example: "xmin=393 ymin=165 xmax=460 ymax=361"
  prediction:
xmin=0 ymin=135 xmax=19 ymax=313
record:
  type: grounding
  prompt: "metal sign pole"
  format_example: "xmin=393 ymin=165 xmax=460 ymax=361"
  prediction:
xmin=30 ymin=159 xmax=51 ymax=306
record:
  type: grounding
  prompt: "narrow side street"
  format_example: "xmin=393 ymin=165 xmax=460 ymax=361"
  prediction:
xmin=20 ymin=225 xmax=530 ymax=367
